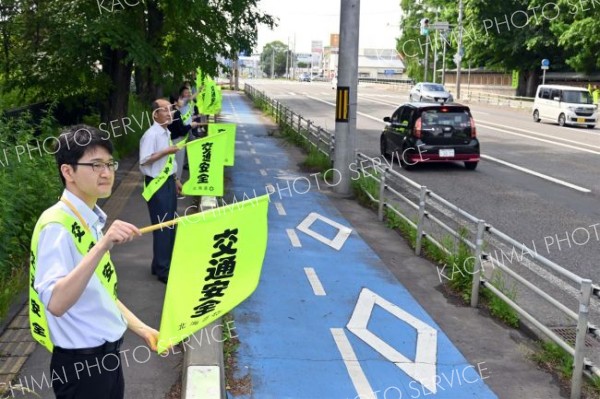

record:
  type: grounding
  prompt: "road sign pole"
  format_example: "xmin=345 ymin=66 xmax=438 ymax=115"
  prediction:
xmin=432 ymin=30 xmax=438 ymax=83
xmin=424 ymin=35 xmax=429 ymax=82
xmin=456 ymin=0 xmax=464 ymax=99
xmin=542 ymin=69 xmax=546 ymax=85
xmin=334 ymin=0 xmax=360 ymax=196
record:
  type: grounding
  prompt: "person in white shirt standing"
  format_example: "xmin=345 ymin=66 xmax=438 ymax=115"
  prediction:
xmin=31 ymin=125 xmax=160 ymax=399
xmin=139 ymin=99 xmax=181 ymax=283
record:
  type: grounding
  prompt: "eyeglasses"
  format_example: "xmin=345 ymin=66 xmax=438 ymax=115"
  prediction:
xmin=72 ymin=161 xmax=119 ymax=173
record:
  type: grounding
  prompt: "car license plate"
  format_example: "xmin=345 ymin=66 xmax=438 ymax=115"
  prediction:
xmin=439 ymin=149 xmax=455 ymax=157
xmin=577 ymin=118 xmax=585 ymax=123
xmin=437 ymin=98 xmax=445 ymax=103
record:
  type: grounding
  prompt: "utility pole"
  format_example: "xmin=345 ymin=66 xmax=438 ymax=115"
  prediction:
xmin=270 ymin=50 xmax=275 ymax=79
xmin=286 ymin=37 xmax=290 ymax=79
xmin=456 ymin=0 xmax=464 ymax=99
xmin=441 ymin=30 xmax=447 ymax=85
xmin=334 ymin=0 xmax=360 ymax=196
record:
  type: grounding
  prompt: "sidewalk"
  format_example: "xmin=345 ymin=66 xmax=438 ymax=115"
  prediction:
xmin=220 ymin=91 xmax=565 ymax=399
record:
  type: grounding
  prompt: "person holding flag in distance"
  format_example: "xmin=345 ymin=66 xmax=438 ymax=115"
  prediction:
xmin=139 ymin=99 xmax=181 ymax=283
xmin=30 ymin=126 xmax=160 ymax=399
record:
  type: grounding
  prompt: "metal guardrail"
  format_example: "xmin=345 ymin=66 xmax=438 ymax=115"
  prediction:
xmin=243 ymin=83 xmax=598 ymax=398
xmin=244 ymin=84 xmax=334 ymax=158
xmin=355 ymin=152 xmax=596 ymax=399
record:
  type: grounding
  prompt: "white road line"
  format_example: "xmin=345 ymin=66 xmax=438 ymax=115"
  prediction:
xmin=259 ymin=169 xmax=267 ymax=176
xmin=274 ymin=201 xmax=287 ymax=215
xmin=479 ymin=121 xmax=600 ymax=150
xmin=305 ymin=95 xmax=383 ymax=123
xmin=304 ymin=267 xmax=326 ymax=296
xmin=254 ymin=158 xmax=262 ymax=165
xmin=478 ymin=123 xmax=600 ymax=155
xmin=481 ymin=154 xmax=591 ymax=193
xmin=330 ymin=328 xmax=377 ymax=399
xmin=286 ymin=229 xmax=302 ymax=247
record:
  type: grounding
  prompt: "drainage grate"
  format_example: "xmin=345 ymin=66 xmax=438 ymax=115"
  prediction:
xmin=550 ymin=326 xmax=599 ymax=348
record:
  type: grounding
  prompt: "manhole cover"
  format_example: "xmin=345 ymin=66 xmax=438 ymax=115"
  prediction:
xmin=550 ymin=326 xmax=599 ymax=348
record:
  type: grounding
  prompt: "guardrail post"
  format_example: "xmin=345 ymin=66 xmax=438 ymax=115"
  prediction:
xmin=276 ymin=102 xmax=280 ymax=124
xmin=415 ymin=186 xmax=428 ymax=256
xmin=470 ymin=220 xmax=486 ymax=308
xmin=571 ymin=279 xmax=592 ymax=399
xmin=298 ymin=113 xmax=302 ymax=135
xmin=307 ymin=120 xmax=313 ymax=147
xmin=377 ymin=167 xmax=387 ymax=222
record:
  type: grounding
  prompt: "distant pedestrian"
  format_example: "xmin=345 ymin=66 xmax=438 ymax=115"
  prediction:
xmin=592 ymin=85 xmax=600 ymax=105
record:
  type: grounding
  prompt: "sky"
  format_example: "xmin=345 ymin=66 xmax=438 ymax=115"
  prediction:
xmin=255 ymin=0 xmax=403 ymax=54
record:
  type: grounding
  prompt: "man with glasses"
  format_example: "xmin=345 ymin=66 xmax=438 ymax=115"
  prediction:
xmin=30 ymin=125 xmax=160 ymax=398
xmin=139 ymin=99 xmax=181 ymax=283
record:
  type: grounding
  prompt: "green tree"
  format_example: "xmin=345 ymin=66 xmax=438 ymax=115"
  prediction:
xmin=2 ymin=0 xmax=274 ymax=121
xmin=260 ymin=41 xmax=288 ymax=77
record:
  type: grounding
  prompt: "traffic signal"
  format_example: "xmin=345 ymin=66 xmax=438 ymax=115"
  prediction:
xmin=420 ymin=18 xmax=429 ymax=36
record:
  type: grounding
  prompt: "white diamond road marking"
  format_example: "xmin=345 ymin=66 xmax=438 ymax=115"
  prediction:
xmin=286 ymin=229 xmax=301 ymax=247
xmin=297 ymin=212 xmax=352 ymax=251
xmin=347 ymin=288 xmax=438 ymax=394
xmin=260 ymin=169 xmax=268 ymax=176
xmin=304 ymin=267 xmax=326 ymax=296
xmin=274 ymin=202 xmax=287 ymax=216
xmin=331 ymin=328 xmax=377 ymax=399
xmin=254 ymin=158 xmax=262 ymax=165
xmin=250 ymin=148 xmax=256 ymax=154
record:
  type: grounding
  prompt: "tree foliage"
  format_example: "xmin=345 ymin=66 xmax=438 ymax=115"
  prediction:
xmin=397 ymin=0 xmax=600 ymax=96
xmin=260 ymin=41 xmax=289 ymax=78
xmin=0 ymin=0 xmax=274 ymax=120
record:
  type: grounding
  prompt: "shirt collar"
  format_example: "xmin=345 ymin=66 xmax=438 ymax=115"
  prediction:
xmin=62 ymin=189 xmax=107 ymax=231
xmin=152 ymin=121 xmax=170 ymax=136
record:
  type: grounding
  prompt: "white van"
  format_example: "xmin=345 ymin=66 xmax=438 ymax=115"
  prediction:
xmin=532 ymin=84 xmax=597 ymax=128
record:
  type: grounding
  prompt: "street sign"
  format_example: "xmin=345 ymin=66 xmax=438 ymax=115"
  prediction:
xmin=431 ymin=21 xmax=450 ymax=30
xmin=541 ymin=59 xmax=550 ymax=70
xmin=384 ymin=69 xmax=395 ymax=76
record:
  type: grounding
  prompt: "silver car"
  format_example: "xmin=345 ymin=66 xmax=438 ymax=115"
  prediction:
xmin=409 ymin=82 xmax=454 ymax=103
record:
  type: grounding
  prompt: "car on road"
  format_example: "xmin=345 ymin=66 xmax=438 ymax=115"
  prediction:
xmin=409 ymin=82 xmax=454 ymax=103
xmin=299 ymin=73 xmax=311 ymax=82
xmin=532 ymin=84 xmax=597 ymax=128
xmin=380 ymin=102 xmax=480 ymax=170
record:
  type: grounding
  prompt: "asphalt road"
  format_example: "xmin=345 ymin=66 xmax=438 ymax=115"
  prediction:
xmin=243 ymin=79 xmax=600 ymax=351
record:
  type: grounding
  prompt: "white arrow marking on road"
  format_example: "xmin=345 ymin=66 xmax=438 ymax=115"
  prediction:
xmin=297 ymin=212 xmax=352 ymax=250
xmin=347 ymin=288 xmax=438 ymax=394
xmin=481 ymin=154 xmax=591 ymax=193
xmin=331 ymin=328 xmax=377 ymax=399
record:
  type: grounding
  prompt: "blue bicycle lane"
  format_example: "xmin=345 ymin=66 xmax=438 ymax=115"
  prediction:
xmin=222 ymin=92 xmax=498 ymax=399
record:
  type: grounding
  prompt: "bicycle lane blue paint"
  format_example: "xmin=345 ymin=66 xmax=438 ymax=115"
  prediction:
xmin=223 ymin=92 xmax=498 ymax=399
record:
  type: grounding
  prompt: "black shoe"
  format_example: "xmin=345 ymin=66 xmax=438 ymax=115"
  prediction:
xmin=157 ymin=276 xmax=168 ymax=284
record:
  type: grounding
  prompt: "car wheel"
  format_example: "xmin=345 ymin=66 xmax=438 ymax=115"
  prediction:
xmin=464 ymin=161 xmax=478 ymax=170
xmin=380 ymin=135 xmax=390 ymax=160
xmin=419 ymin=96 xmax=423 ymax=102
xmin=533 ymin=110 xmax=540 ymax=123
xmin=558 ymin=113 xmax=566 ymax=127
xmin=399 ymin=147 xmax=414 ymax=170
xmin=587 ymin=125 xmax=595 ymax=129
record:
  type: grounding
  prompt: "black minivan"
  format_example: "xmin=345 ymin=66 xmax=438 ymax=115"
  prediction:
xmin=380 ymin=102 xmax=480 ymax=170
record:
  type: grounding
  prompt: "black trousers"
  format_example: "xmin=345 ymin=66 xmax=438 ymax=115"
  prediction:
xmin=50 ymin=350 xmax=124 ymax=399
xmin=145 ymin=175 xmax=177 ymax=280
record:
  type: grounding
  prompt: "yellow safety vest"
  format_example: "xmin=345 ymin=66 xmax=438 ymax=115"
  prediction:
xmin=29 ymin=204 xmax=118 ymax=352
xmin=142 ymin=152 xmax=175 ymax=201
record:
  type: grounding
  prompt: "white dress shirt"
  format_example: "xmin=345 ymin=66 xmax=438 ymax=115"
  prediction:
xmin=139 ymin=121 xmax=177 ymax=178
xmin=34 ymin=189 xmax=127 ymax=349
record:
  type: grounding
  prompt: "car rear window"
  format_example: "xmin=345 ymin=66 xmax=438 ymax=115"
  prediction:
xmin=421 ymin=109 xmax=470 ymax=129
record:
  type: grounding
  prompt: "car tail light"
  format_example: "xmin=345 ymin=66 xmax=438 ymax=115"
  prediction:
xmin=414 ymin=117 xmax=422 ymax=138
xmin=470 ymin=117 xmax=477 ymax=138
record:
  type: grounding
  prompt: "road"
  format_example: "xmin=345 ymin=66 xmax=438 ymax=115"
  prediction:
xmin=243 ymin=79 xmax=600 ymax=363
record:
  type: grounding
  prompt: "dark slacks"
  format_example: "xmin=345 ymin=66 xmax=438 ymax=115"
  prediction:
xmin=50 ymin=349 xmax=124 ymax=399
xmin=145 ymin=175 xmax=177 ymax=280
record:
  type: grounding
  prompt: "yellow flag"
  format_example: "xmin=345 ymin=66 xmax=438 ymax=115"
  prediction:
xmin=182 ymin=133 xmax=227 ymax=196
xmin=157 ymin=195 xmax=270 ymax=353
xmin=195 ymin=68 xmax=212 ymax=114
xmin=203 ymin=79 xmax=220 ymax=115
xmin=208 ymin=123 xmax=236 ymax=166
